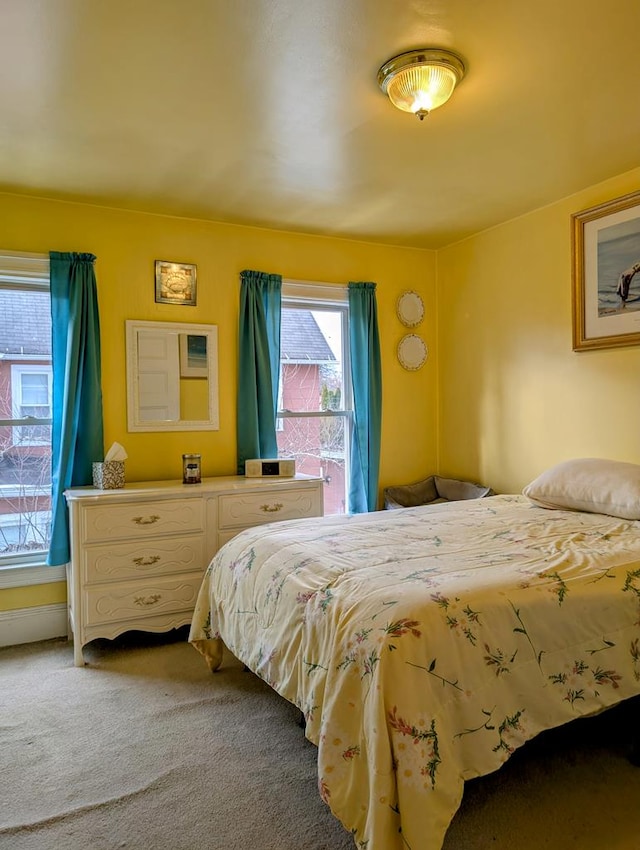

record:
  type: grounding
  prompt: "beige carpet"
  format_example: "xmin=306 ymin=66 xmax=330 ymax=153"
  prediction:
xmin=1 ymin=630 xmax=640 ymax=850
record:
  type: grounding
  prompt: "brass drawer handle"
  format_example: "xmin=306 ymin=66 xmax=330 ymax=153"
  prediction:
xmin=260 ymin=502 xmax=283 ymax=513
xmin=132 ymin=515 xmax=160 ymax=525
xmin=132 ymin=555 xmax=161 ymax=566
xmin=133 ymin=593 xmax=161 ymax=607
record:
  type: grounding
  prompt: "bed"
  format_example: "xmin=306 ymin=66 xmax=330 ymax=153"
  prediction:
xmin=189 ymin=459 xmax=640 ymax=850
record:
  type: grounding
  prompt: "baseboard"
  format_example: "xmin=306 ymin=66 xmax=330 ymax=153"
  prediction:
xmin=0 ymin=602 xmax=68 ymax=648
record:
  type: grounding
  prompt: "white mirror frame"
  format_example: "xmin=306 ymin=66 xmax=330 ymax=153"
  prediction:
xmin=126 ymin=320 xmax=219 ymax=432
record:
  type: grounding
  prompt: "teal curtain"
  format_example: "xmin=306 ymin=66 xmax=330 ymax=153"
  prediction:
xmin=348 ymin=282 xmax=382 ymax=513
xmin=236 ymin=270 xmax=282 ymax=474
xmin=47 ymin=252 xmax=104 ymax=566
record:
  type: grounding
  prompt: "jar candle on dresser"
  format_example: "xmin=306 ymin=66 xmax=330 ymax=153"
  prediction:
xmin=182 ymin=454 xmax=202 ymax=484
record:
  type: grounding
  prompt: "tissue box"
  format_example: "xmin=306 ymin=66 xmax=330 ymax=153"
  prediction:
xmin=92 ymin=461 xmax=125 ymax=490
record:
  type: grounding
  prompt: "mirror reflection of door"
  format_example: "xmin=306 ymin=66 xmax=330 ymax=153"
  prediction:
xmin=136 ymin=330 xmax=180 ymax=421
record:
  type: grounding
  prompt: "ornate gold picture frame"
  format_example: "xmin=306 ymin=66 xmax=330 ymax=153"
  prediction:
xmin=154 ymin=260 xmax=197 ymax=306
xmin=572 ymin=190 xmax=640 ymax=351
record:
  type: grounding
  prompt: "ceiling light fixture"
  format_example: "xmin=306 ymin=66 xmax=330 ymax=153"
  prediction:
xmin=377 ymin=49 xmax=465 ymax=120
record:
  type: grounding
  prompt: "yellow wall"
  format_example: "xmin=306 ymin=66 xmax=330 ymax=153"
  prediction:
xmin=0 ymin=191 xmax=438 ymax=610
xmin=437 ymin=167 xmax=640 ymax=495
xmin=8 ymin=164 xmax=640 ymax=617
xmin=0 ymin=582 xmax=67 ymax=612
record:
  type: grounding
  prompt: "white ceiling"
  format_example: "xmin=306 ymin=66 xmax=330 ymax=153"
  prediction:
xmin=1 ymin=0 xmax=639 ymax=249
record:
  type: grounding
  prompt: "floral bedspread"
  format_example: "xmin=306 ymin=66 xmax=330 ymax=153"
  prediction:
xmin=189 ymin=495 xmax=640 ymax=850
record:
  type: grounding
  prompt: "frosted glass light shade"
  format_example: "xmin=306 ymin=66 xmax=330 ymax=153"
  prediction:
xmin=378 ymin=49 xmax=465 ymax=120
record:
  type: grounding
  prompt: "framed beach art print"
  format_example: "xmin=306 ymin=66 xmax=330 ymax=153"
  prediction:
xmin=179 ymin=333 xmax=208 ymax=378
xmin=572 ymin=189 xmax=640 ymax=350
xmin=155 ymin=260 xmax=197 ymax=306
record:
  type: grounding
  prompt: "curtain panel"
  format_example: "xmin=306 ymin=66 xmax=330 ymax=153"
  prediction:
xmin=348 ymin=282 xmax=382 ymax=513
xmin=236 ymin=270 xmax=282 ymax=474
xmin=47 ymin=252 xmax=104 ymax=566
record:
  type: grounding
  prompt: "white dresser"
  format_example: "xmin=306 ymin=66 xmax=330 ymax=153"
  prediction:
xmin=64 ymin=474 xmax=323 ymax=665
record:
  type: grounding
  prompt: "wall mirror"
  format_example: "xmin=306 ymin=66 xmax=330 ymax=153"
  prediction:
xmin=125 ymin=320 xmax=219 ymax=432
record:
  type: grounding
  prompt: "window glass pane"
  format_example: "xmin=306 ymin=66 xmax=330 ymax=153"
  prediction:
xmin=0 ymin=424 xmax=52 ymax=556
xmin=279 ymin=303 xmax=350 ymax=515
xmin=15 ymin=417 xmax=51 ymax=446
xmin=0 ymin=284 xmax=52 ymax=559
xmin=276 ymin=415 xmax=348 ymax=516
xmin=280 ymin=308 xmax=345 ymax=413
xmin=20 ymin=373 xmax=49 ymax=406
xmin=11 ymin=368 xmax=52 ymax=443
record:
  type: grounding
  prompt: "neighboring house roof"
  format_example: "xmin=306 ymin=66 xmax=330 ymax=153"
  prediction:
xmin=0 ymin=290 xmax=51 ymax=356
xmin=281 ymin=310 xmax=335 ymax=363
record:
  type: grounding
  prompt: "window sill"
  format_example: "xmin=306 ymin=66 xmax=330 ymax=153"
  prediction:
xmin=0 ymin=562 xmax=66 ymax=589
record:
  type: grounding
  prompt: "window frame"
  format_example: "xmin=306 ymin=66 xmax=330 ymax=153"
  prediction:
xmin=0 ymin=251 xmax=54 ymax=573
xmin=277 ymin=280 xmax=353 ymax=513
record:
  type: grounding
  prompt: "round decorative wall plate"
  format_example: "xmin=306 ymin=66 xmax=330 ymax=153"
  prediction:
xmin=397 ymin=334 xmax=428 ymax=371
xmin=396 ymin=290 xmax=424 ymax=328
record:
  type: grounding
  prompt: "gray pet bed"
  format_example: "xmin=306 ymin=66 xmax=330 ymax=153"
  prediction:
xmin=383 ymin=475 xmax=492 ymax=510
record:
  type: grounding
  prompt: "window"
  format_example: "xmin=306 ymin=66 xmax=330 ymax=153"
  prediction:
xmin=0 ymin=252 xmax=52 ymax=563
xmin=276 ymin=283 xmax=351 ymax=515
xmin=11 ymin=365 xmax=52 ymax=445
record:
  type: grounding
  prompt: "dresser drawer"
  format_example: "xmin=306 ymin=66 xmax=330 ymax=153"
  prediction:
xmin=218 ymin=487 xmax=321 ymax=530
xmin=82 ymin=534 xmax=205 ymax=583
xmin=82 ymin=498 xmax=204 ymax=543
xmin=83 ymin=572 xmax=203 ymax=627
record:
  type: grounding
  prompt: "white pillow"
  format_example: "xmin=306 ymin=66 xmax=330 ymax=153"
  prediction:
xmin=523 ymin=458 xmax=640 ymax=520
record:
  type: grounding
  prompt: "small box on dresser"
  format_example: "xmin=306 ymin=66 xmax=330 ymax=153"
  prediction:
xmin=64 ymin=474 xmax=323 ymax=665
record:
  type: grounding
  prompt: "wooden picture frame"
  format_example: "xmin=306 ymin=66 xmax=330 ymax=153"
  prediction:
xmin=572 ymin=190 xmax=640 ymax=351
xmin=155 ymin=260 xmax=197 ymax=306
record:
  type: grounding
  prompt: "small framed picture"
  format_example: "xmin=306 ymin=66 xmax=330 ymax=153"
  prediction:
xmin=572 ymin=190 xmax=640 ymax=351
xmin=155 ymin=260 xmax=197 ymax=306
xmin=179 ymin=333 xmax=208 ymax=378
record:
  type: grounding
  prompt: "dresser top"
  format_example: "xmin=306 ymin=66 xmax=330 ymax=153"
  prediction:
xmin=64 ymin=473 xmax=323 ymax=502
